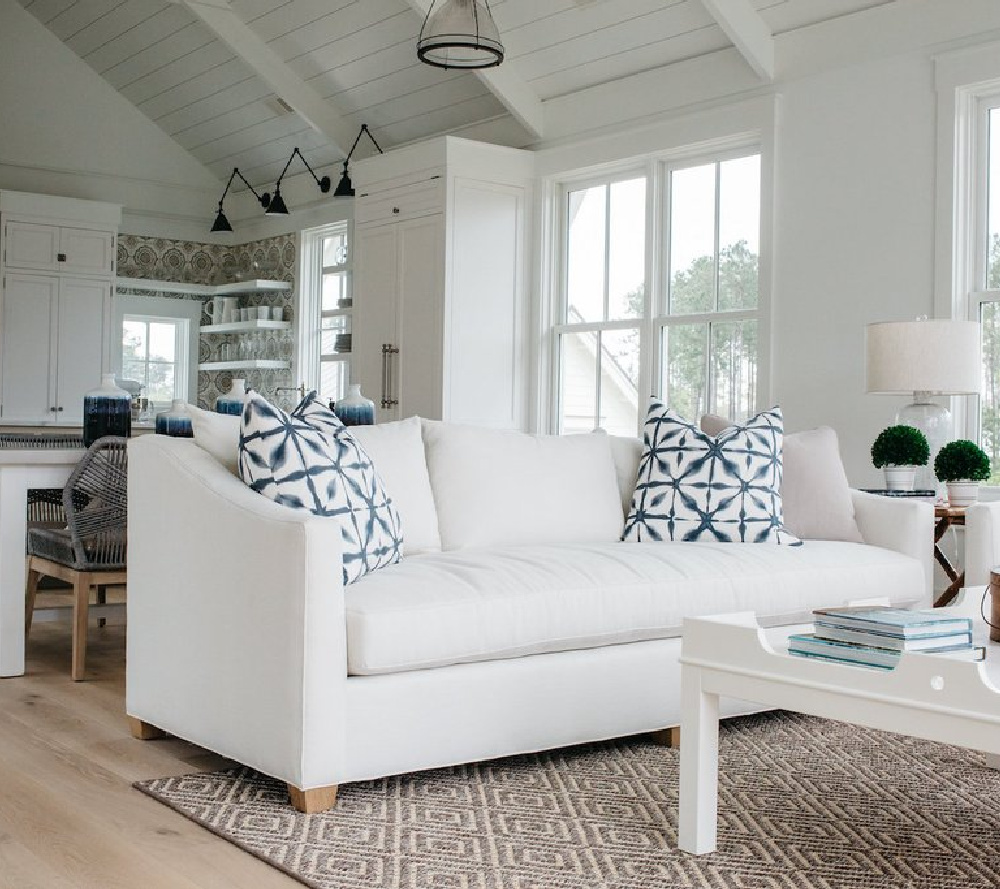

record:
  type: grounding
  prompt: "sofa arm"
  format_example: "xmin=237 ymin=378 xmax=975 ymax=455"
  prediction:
xmin=126 ymin=435 xmax=347 ymax=790
xmin=964 ymin=501 xmax=1000 ymax=588
xmin=851 ymin=490 xmax=934 ymax=606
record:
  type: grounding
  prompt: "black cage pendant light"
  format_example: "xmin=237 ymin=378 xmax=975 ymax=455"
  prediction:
xmin=417 ymin=0 xmax=504 ymax=70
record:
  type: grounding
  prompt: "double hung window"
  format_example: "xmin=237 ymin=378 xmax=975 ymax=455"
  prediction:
xmin=553 ymin=148 xmax=764 ymax=436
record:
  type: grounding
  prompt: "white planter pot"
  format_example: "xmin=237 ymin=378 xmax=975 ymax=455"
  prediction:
xmin=883 ymin=465 xmax=917 ymax=492
xmin=946 ymin=481 xmax=980 ymax=508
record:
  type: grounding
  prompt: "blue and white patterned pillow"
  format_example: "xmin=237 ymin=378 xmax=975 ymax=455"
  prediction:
xmin=623 ymin=401 xmax=801 ymax=546
xmin=239 ymin=391 xmax=403 ymax=584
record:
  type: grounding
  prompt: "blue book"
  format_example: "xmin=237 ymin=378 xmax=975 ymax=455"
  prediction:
xmin=813 ymin=622 xmax=972 ymax=650
xmin=811 ymin=606 xmax=971 ymax=639
xmin=789 ymin=633 xmax=984 ymax=670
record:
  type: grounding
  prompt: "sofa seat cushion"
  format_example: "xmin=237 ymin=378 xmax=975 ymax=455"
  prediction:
xmin=344 ymin=541 xmax=924 ymax=675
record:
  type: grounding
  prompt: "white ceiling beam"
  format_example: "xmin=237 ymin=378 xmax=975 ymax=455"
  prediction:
xmin=179 ymin=0 xmax=355 ymax=157
xmin=402 ymin=0 xmax=545 ymax=139
xmin=698 ymin=0 xmax=774 ymax=81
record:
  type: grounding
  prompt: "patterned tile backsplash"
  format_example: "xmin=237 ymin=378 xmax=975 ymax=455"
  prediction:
xmin=116 ymin=234 xmax=298 ymax=411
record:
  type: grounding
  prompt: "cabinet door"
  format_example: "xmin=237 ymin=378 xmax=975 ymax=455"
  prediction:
xmin=56 ymin=278 xmax=109 ymax=424
xmin=353 ymin=225 xmax=400 ymax=423
xmin=60 ymin=227 xmax=115 ymax=276
xmin=0 ymin=273 xmax=57 ymax=422
xmin=4 ymin=222 xmax=59 ymax=270
xmin=396 ymin=217 xmax=445 ymax=420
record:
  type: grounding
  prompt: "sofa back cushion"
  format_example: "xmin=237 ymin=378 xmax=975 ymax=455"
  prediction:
xmin=350 ymin=418 xmax=441 ymax=554
xmin=421 ymin=420 xmax=624 ymax=550
xmin=702 ymin=415 xmax=862 ymax=543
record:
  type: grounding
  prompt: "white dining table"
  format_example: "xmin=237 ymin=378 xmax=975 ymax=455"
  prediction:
xmin=0 ymin=448 xmax=83 ymax=677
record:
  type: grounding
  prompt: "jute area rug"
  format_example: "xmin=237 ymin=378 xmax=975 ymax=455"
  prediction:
xmin=134 ymin=711 xmax=1000 ymax=889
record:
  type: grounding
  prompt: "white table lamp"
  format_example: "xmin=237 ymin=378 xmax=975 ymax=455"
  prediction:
xmin=866 ymin=319 xmax=981 ymax=490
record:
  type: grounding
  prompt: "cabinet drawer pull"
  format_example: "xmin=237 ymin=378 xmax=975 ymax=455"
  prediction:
xmin=56 ymin=406 xmax=64 ymax=412
xmin=57 ymin=253 xmax=67 ymax=263
xmin=49 ymin=407 xmax=58 ymax=412
xmin=392 ymin=207 xmax=400 ymax=215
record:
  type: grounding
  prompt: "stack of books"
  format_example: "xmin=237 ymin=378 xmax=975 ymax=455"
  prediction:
xmin=788 ymin=606 xmax=985 ymax=670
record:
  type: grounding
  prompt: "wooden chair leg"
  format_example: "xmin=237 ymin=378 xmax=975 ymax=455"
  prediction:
xmin=25 ymin=560 xmax=40 ymax=637
xmin=71 ymin=574 xmax=90 ymax=681
xmin=97 ymin=585 xmax=106 ymax=628
xmin=650 ymin=726 xmax=682 ymax=748
xmin=287 ymin=784 xmax=339 ymax=814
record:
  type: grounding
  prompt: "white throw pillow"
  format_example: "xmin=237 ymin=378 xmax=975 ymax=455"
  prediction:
xmin=351 ymin=418 xmax=442 ymax=555
xmin=421 ymin=420 xmax=624 ymax=550
xmin=624 ymin=402 xmax=800 ymax=545
xmin=239 ymin=392 xmax=403 ymax=584
xmin=603 ymin=432 xmax=643 ymax=519
xmin=186 ymin=404 xmax=240 ymax=474
xmin=701 ymin=415 xmax=862 ymax=543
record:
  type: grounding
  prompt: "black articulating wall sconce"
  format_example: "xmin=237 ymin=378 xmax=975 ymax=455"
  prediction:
xmin=265 ymin=147 xmax=331 ymax=217
xmin=210 ymin=167 xmax=270 ymax=233
xmin=333 ymin=125 xmax=385 ymax=198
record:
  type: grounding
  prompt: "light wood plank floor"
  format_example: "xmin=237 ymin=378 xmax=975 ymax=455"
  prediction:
xmin=0 ymin=608 xmax=300 ymax=889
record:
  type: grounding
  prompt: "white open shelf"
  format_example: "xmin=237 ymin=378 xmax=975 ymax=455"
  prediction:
xmin=117 ymin=277 xmax=291 ymax=296
xmin=198 ymin=360 xmax=290 ymax=371
xmin=201 ymin=320 xmax=292 ymax=333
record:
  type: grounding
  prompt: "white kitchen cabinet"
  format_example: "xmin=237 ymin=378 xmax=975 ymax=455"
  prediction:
xmin=352 ymin=137 xmax=534 ymax=429
xmin=0 ymin=273 xmax=109 ymax=425
xmin=4 ymin=220 xmax=115 ymax=276
xmin=0 ymin=191 xmax=120 ymax=425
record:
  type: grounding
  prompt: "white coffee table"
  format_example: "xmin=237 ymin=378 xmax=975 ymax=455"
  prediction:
xmin=678 ymin=590 xmax=1000 ymax=855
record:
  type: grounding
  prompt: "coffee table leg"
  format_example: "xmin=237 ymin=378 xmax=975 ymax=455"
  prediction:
xmin=678 ymin=664 xmax=720 ymax=854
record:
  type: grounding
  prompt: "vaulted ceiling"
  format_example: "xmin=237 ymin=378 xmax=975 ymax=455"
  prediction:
xmin=18 ymin=0 xmax=891 ymax=190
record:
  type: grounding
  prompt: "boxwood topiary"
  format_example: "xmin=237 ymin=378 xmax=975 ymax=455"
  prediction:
xmin=933 ymin=439 xmax=991 ymax=482
xmin=871 ymin=425 xmax=930 ymax=468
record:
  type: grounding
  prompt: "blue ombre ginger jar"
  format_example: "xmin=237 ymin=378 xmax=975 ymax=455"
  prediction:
xmin=155 ymin=399 xmax=193 ymax=437
xmin=333 ymin=384 xmax=375 ymax=426
xmin=216 ymin=378 xmax=248 ymax=416
xmin=83 ymin=373 xmax=132 ymax=446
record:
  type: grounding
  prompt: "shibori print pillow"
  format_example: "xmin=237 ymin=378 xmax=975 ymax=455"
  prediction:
xmin=239 ymin=391 xmax=403 ymax=583
xmin=623 ymin=400 xmax=801 ymax=545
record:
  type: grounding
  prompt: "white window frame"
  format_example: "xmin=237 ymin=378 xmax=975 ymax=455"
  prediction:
xmin=112 ymin=294 xmax=199 ymax=405
xmin=548 ymin=139 xmax=769 ymax=436
xmin=298 ymin=221 xmax=351 ymax=399
xmin=936 ymin=47 xmax=1000 ymax=491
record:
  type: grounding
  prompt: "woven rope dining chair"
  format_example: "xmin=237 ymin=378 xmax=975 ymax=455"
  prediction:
xmin=25 ymin=436 xmax=128 ymax=680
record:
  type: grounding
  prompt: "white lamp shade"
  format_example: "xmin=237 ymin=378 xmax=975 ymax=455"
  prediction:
xmin=866 ymin=320 xmax=981 ymax=395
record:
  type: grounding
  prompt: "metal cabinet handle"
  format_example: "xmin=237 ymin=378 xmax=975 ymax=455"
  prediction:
xmin=57 ymin=253 xmax=67 ymax=263
xmin=49 ymin=407 xmax=57 ymax=413
xmin=56 ymin=407 xmax=64 ymax=412
xmin=381 ymin=343 xmax=400 ymax=409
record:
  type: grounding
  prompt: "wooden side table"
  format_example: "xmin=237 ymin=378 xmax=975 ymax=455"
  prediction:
xmin=934 ymin=505 xmax=966 ymax=608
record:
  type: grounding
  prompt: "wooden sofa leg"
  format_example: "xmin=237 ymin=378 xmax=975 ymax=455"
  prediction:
xmin=128 ymin=716 xmax=166 ymax=740
xmin=650 ymin=726 xmax=681 ymax=749
xmin=287 ymin=784 xmax=339 ymax=814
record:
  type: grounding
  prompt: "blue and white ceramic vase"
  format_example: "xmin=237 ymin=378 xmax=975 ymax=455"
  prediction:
xmin=155 ymin=399 xmax=193 ymax=437
xmin=83 ymin=373 xmax=132 ymax=446
xmin=216 ymin=378 xmax=248 ymax=416
xmin=334 ymin=383 xmax=375 ymax=426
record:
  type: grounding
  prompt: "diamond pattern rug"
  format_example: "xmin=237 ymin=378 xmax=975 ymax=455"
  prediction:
xmin=134 ymin=711 xmax=1000 ymax=888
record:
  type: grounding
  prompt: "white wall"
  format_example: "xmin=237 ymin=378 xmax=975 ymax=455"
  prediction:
xmin=772 ymin=53 xmax=937 ymax=486
xmin=532 ymin=1 xmax=1000 ymax=486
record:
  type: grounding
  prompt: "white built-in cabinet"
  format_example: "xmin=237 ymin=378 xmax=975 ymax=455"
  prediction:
xmin=352 ymin=137 xmax=534 ymax=429
xmin=0 ymin=192 xmax=120 ymax=425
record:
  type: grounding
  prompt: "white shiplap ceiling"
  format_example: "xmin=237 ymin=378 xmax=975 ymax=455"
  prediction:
xmin=18 ymin=0 xmax=892 ymax=189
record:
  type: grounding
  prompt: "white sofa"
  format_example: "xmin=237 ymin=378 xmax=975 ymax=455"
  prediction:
xmin=126 ymin=418 xmax=932 ymax=812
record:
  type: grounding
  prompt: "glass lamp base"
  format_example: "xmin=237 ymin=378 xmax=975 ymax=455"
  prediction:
xmin=895 ymin=397 xmax=950 ymax=494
